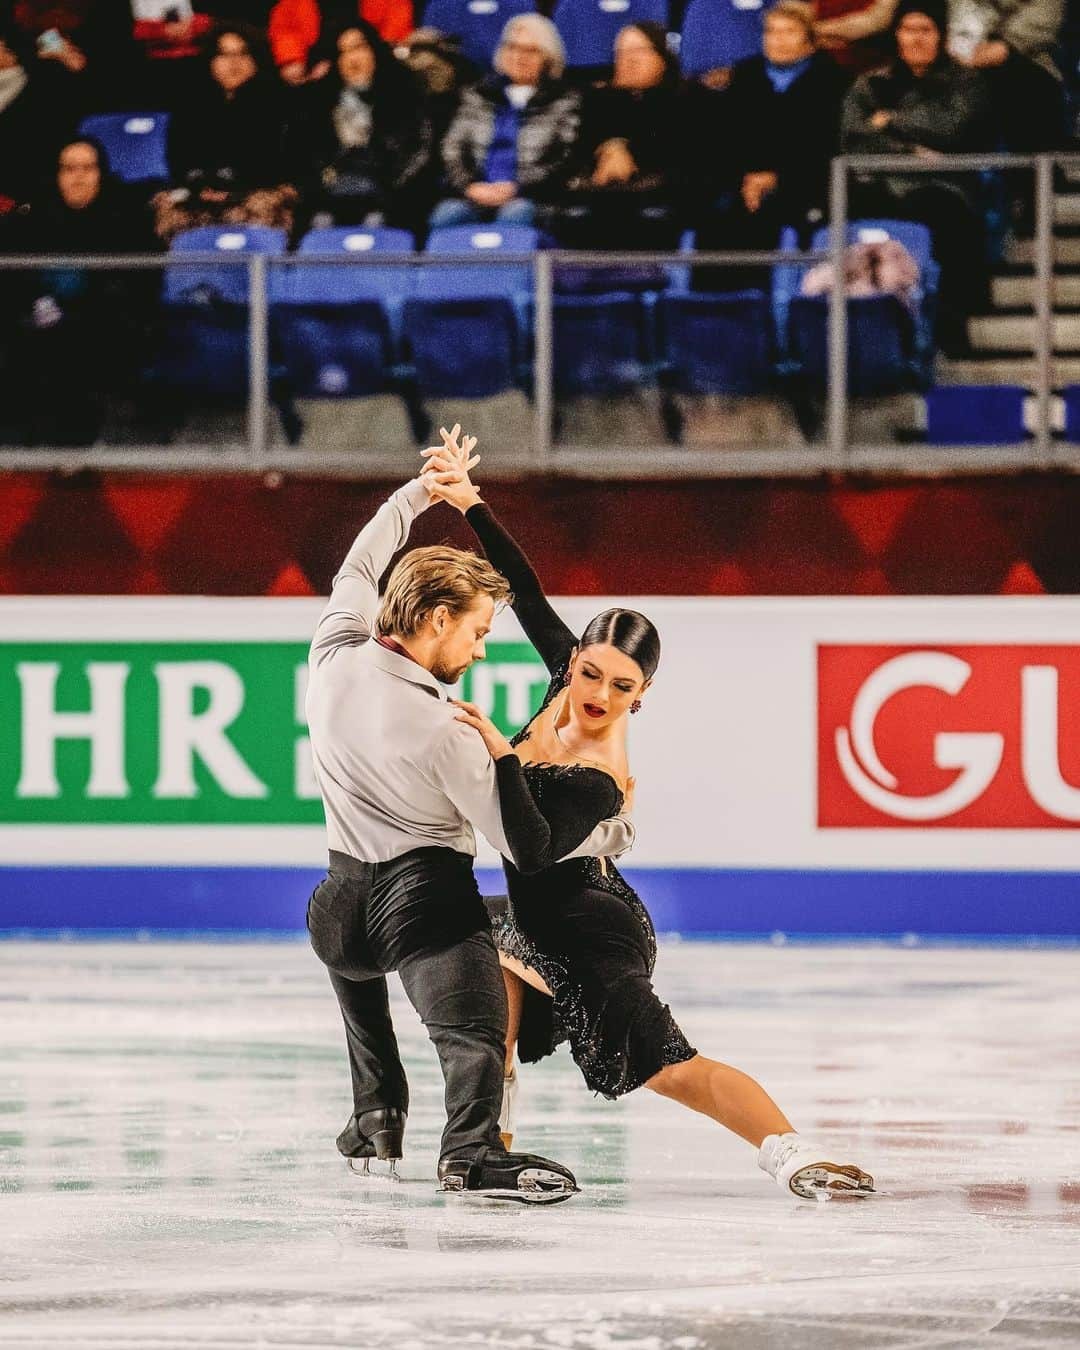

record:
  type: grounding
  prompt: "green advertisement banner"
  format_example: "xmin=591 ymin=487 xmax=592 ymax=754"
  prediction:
xmin=0 ymin=640 xmax=548 ymax=826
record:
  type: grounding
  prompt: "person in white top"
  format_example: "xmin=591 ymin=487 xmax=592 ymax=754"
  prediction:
xmin=304 ymin=428 xmax=633 ymax=1203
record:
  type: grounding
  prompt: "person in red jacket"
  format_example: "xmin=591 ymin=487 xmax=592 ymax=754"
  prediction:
xmin=269 ymin=0 xmax=413 ymax=83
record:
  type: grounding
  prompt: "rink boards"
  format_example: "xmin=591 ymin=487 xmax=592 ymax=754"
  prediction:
xmin=1 ymin=596 xmax=1077 ymax=937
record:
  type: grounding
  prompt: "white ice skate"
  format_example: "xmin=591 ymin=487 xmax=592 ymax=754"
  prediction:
xmin=499 ymin=1068 xmax=519 ymax=1150
xmin=758 ymin=1132 xmax=874 ymax=1199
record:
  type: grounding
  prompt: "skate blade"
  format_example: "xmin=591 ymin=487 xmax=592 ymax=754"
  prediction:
xmin=347 ymin=1157 xmax=402 ymax=1183
xmin=439 ymin=1169 xmax=579 ymax=1205
xmin=789 ymin=1163 xmax=875 ymax=1200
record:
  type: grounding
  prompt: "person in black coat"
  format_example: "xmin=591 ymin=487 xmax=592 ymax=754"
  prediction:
xmin=0 ymin=137 xmax=159 ymax=444
xmin=556 ymin=21 xmax=719 ymax=251
xmin=0 ymin=24 xmax=80 ymax=213
xmin=840 ymin=0 xmax=993 ymax=352
xmin=694 ymin=1 xmax=848 ymax=291
xmin=285 ymin=18 xmax=433 ymax=232
xmin=153 ymin=24 xmax=297 ymax=243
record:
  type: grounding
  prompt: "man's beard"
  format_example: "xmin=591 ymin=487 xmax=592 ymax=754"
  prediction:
xmin=431 ymin=657 xmax=468 ymax=685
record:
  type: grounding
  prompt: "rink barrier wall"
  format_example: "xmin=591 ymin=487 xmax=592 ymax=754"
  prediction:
xmin=1 ymin=596 xmax=1077 ymax=937
xmin=1 ymin=866 xmax=1079 ymax=939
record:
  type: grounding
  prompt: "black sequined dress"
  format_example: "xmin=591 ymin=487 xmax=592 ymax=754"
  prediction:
xmin=465 ymin=504 xmax=697 ymax=1099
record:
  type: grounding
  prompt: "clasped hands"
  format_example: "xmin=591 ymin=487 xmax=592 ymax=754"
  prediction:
xmin=419 ymin=425 xmax=512 ymax=757
xmin=421 ymin=423 xmax=483 ymax=513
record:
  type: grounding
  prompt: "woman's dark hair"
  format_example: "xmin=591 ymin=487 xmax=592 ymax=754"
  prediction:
xmin=579 ymin=608 xmax=661 ymax=682
xmin=619 ymin=21 xmax=679 ymax=86
xmin=50 ymin=135 xmax=115 ymax=202
xmin=202 ymin=22 xmax=271 ymax=81
xmin=317 ymin=15 xmax=412 ymax=94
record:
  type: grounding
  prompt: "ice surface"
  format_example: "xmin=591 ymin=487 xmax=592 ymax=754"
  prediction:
xmin=1 ymin=940 xmax=1079 ymax=1349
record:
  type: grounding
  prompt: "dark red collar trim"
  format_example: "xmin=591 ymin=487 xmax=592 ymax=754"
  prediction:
xmin=375 ymin=635 xmax=419 ymax=665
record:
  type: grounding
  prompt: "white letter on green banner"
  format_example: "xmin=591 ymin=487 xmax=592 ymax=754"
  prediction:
xmin=16 ymin=661 xmax=131 ymax=799
xmin=152 ymin=662 xmax=268 ymax=799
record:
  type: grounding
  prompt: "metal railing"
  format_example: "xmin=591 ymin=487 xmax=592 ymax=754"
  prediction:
xmin=0 ymin=151 xmax=1077 ymax=478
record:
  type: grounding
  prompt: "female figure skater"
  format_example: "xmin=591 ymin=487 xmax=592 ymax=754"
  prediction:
xmin=424 ymin=434 xmax=874 ymax=1199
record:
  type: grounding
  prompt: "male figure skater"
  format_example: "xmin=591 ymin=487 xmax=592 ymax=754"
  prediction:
xmin=305 ymin=430 xmax=634 ymax=1203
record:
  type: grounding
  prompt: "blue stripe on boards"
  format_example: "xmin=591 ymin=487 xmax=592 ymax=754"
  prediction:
xmin=0 ymin=867 xmax=1077 ymax=938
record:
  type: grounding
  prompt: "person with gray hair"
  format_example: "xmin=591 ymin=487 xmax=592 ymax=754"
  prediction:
xmin=430 ymin=13 xmax=579 ymax=228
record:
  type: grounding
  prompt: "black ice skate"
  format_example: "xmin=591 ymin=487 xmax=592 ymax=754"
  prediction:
xmin=337 ymin=1107 xmax=406 ymax=1181
xmin=437 ymin=1148 xmax=579 ymax=1204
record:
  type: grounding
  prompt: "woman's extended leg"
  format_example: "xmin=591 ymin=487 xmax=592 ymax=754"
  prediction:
xmin=500 ymin=964 xmax=525 ymax=1076
xmin=497 ymin=954 xmax=553 ymax=1149
xmin=647 ymin=1055 xmax=873 ymax=1196
xmin=646 ymin=1054 xmax=792 ymax=1148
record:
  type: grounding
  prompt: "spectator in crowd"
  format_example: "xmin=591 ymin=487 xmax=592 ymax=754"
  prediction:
xmin=152 ymin=24 xmax=296 ymax=242
xmin=0 ymin=137 xmax=158 ymax=444
xmin=286 ymin=19 xmax=432 ymax=230
xmin=693 ymin=2 xmax=848 ymax=290
xmin=0 ymin=25 xmax=78 ymax=213
xmin=11 ymin=0 xmax=140 ymax=108
xmin=395 ymin=26 xmax=472 ymax=149
xmin=840 ymin=0 xmax=993 ymax=353
xmin=431 ymin=15 xmax=578 ymax=228
xmin=813 ymin=0 xmax=901 ymax=73
xmin=269 ymin=0 xmax=413 ymax=82
xmin=948 ymin=0 xmax=1065 ymax=160
xmin=129 ymin=0 xmax=215 ymax=109
xmin=557 ymin=22 xmax=717 ymax=250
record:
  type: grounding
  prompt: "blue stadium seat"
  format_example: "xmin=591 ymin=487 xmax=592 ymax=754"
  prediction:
xmin=164 ymin=226 xmax=288 ymax=305
xmin=553 ymin=0 xmax=668 ymax=68
xmin=831 ymin=220 xmax=934 ymax=274
xmin=553 ymin=293 xmax=652 ymax=394
xmin=421 ymin=0 xmax=536 ymax=66
xmin=404 ymin=225 xmax=537 ymax=396
xmin=158 ymin=228 xmax=286 ymax=394
xmin=679 ymin=0 xmax=764 ymax=78
xmin=272 ymin=227 xmax=415 ymax=398
xmin=275 ymin=302 xmax=394 ymax=398
xmin=154 ymin=304 xmax=251 ymax=395
xmin=787 ymin=293 xmax=916 ymax=396
xmin=276 ymin=227 xmax=415 ymax=304
xmin=772 ymin=219 xmax=938 ymax=392
xmin=1062 ymin=385 xmax=1080 ymax=441
xmin=659 ymin=291 xmax=772 ymax=395
xmin=421 ymin=224 xmax=536 ymax=308
xmin=403 ymin=297 xmax=521 ymax=397
xmin=925 ymin=385 xmax=1027 ymax=444
xmin=78 ymin=112 xmax=170 ymax=183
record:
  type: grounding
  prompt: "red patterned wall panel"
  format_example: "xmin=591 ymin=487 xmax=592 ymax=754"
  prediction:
xmin=0 ymin=471 xmax=1076 ymax=596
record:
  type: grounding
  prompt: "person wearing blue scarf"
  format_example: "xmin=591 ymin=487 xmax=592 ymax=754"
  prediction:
xmin=693 ymin=0 xmax=848 ymax=291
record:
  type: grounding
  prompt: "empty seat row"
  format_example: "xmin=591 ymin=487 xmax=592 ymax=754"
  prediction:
xmin=155 ymin=219 xmax=938 ymax=399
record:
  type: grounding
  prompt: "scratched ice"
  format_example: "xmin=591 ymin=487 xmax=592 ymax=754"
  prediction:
xmin=1 ymin=939 xmax=1078 ymax=1349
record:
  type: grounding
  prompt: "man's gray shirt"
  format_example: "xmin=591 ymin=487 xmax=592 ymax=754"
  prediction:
xmin=306 ymin=477 xmax=634 ymax=865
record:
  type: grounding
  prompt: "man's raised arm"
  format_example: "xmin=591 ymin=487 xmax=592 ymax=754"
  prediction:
xmin=310 ymin=475 xmax=432 ymax=665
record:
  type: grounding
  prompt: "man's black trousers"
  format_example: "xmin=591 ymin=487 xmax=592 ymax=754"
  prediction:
xmin=307 ymin=847 xmax=507 ymax=1164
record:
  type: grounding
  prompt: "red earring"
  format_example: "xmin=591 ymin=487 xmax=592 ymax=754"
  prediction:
xmin=630 ymin=699 xmax=642 ymax=715
xmin=563 ymin=668 xmax=572 ymax=686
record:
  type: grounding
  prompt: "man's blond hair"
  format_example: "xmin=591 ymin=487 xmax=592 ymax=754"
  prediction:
xmin=375 ymin=546 xmax=512 ymax=639
xmin=767 ymin=0 xmax=817 ymax=42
